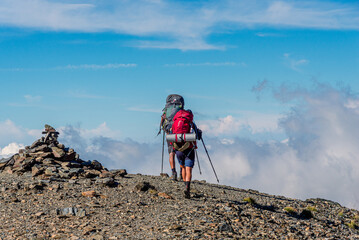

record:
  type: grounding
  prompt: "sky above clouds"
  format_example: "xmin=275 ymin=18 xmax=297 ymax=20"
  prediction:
xmin=0 ymin=0 xmax=359 ymax=209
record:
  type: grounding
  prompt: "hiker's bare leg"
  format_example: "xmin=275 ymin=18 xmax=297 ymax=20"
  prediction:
xmin=185 ymin=166 xmax=192 ymax=182
xmin=169 ymin=152 xmax=175 ymax=169
xmin=181 ymin=165 xmax=186 ymax=180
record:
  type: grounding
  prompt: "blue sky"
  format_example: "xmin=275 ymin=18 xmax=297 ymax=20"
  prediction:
xmin=0 ymin=0 xmax=359 ymax=208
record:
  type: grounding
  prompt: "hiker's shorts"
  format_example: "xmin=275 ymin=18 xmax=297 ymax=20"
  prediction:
xmin=175 ymin=149 xmax=195 ymax=168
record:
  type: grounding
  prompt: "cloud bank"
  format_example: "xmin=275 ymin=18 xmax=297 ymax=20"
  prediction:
xmin=0 ymin=142 xmax=25 ymax=158
xmin=1 ymin=83 xmax=359 ymax=209
xmin=0 ymin=0 xmax=358 ymax=50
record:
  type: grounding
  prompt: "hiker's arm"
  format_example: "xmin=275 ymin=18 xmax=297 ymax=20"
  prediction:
xmin=191 ymin=122 xmax=202 ymax=140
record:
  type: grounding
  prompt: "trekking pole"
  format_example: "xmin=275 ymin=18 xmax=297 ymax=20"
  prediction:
xmin=195 ymin=149 xmax=202 ymax=175
xmin=161 ymin=130 xmax=165 ymax=174
xmin=201 ymin=138 xmax=219 ymax=183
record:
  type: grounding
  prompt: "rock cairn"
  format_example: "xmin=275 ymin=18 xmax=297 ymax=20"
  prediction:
xmin=0 ymin=125 xmax=122 ymax=180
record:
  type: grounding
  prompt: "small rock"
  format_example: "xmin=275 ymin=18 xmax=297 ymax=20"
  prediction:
xmin=116 ymin=169 xmax=127 ymax=177
xmin=83 ymin=226 xmax=97 ymax=235
xmin=32 ymin=165 xmax=44 ymax=177
xmin=158 ymin=192 xmax=173 ymax=199
xmin=35 ymin=212 xmax=45 ymax=217
xmin=300 ymin=209 xmax=314 ymax=219
xmin=91 ymin=160 xmax=103 ymax=170
xmin=43 ymin=158 xmax=55 ymax=165
xmin=10 ymin=197 xmax=19 ymax=203
xmin=30 ymin=139 xmax=43 ymax=149
xmin=45 ymin=167 xmax=58 ymax=176
xmin=169 ymin=224 xmax=182 ymax=230
xmin=82 ymin=190 xmax=97 ymax=197
xmin=95 ymin=178 xmax=116 ymax=187
xmin=68 ymin=168 xmax=84 ymax=176
xmin=134 ymin=181 xmax=155 ymax=192
xmin=63 ymin=152 xmax=76 ymax=161
xmin=99 ymin=171 xmax=113 ymax=178
xmin=56 ymin=207 xmax=86 ymax=217
xmin=92 ymin=235 xmax=104 ymax=240
xmin=218 ymin=223 xmax=233 ymax=232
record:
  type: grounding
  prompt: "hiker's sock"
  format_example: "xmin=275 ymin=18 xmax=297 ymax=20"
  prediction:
xmin=184 ymin=181 xmax=191 ymax=199
xmin=171 ymin=168 xmax=177 ymax=181
xmin=185 ymin=181 xmax=190 ymax=191
xmin=179 ymin=169 xmax=183 ymax=180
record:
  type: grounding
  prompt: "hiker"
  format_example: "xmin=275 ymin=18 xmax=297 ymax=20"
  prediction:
xmin=171 ymin=108 xmax=197 ymax=199
xmin=160 ymin=94 xmax=185 ymax=181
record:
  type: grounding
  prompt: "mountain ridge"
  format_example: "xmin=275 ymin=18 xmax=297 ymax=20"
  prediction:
xmin=0 ymin=126 xmax=358 ymax=239
xmin=0 ymin=170 xmax=358 ymax=239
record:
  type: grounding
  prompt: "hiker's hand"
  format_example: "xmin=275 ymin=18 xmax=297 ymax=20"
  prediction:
xmin=196 ymin=129 xmax=202 ymax=140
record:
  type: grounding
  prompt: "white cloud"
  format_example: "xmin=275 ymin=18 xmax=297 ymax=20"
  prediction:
xmin=255 ymin=32 xmax=283 ymax=37
xmin=59 ymin=122 xmax=121 ymax=141
xmin=56 ymin=63 xmax=137 ymax=70
xmin=199 ymin=115 xmax=243 ymax=136
xmin=24 ymin=94 xmax=42 ymax=102
xmin=67 ymin=90 xmax=105 ymax=99
xmin=1 ymin=83 xmax=359 ymax=209
xmin=0 ymin=63 xmax=137 ymax=72
xmin=164 ymin=62 xmax=246 ymax=67
xmin=198 ymin=113 xmax=280 ymax=136
xmin=127 ymin=107 xmax=162 ymax=114
xmin=0 ymin=67 xmax=25 ymax=72
xmin=58 ymin=125 xmax=161 ymax=174
xmin=283 ymin=53 xmax=309 ymax=71
xmin=0 ymin=120 xmax=42 ymax=146
xmin=0 ymin=142 xmax=25 ymax=158
xmin=0 ymin=120 xmax=24 ymax=137
xmin=135 ymin=39 xmax=222 ymax=51
xmin=0 ymin=0 xmax=357 ymax=50
xmin=208 ymin=84 xmax=359 ymax=209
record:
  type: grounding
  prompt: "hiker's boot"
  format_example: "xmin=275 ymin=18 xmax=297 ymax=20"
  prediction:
xmin=184 ymin=189 xmax=190 ymax=199
xmin=179 ymin=170 xmax=183 ymax=181
xmin=184 ymin=181 xmax=190 ymax=199
xmin=171 ymin=169 xmax=177 ymax=181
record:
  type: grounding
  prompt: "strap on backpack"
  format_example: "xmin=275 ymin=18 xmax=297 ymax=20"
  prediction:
xmin=173 ymin=142 xmax=191 ymax=152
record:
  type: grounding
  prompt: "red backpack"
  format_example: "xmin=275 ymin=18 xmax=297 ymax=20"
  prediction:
xmin=172 ymin=110 xmax=193 ymax=134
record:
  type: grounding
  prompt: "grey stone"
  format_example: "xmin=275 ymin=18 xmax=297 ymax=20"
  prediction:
xmin=30 ymin=139 xmax=43 ymax=149
xmin=69 ymin=161 xmax=82 ymax=168
xmin=56 ymin=207 xmax=86 ymax=217
xmin=95 ymin=177 xmax=116 ymax=187
xmin=134 ymin=181 xmax=155 ymax=192
xmin=68 ymin=168 xmax=84 ymax=176
xmin=114 ymin=169 xmax=127 ymax=177
xmin=58 ymin=168 xmax=70 ymax=179
xmin=45 ymin=167 xmax=58 ymax=176
xmin=91 ymin=160 xmax=103 ymax=170
xmin=218 ymin=223 xmax=233 ymax=232
xmin=43 ymin=158 xmax=55 ymax=165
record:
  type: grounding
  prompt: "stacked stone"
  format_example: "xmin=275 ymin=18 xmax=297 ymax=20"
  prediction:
xmin=0 ymin=125 xmax=114 ymax=180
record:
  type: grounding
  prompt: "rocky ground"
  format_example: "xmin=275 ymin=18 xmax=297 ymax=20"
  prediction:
xmin=0 ymin=171 xmax=358 ymax=240
xmin=1 ymin=127 xmax=358 ymax=239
